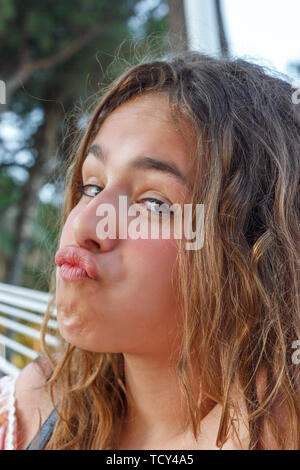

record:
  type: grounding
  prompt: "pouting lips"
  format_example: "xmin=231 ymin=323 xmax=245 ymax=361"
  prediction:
xmin=55 ymin=245 xmax=100 ymax=280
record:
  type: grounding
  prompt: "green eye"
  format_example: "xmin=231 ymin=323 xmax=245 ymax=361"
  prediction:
xmin=76 ymin=184 xmax=175 ymax=217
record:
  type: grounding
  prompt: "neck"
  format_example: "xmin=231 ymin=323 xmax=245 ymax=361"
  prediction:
xmin=117 ymin=351 xmax=216 ymax=448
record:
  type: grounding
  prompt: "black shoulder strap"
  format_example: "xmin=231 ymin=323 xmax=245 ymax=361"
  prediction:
xmin=25 ymin=408 xmax=59 ymax=450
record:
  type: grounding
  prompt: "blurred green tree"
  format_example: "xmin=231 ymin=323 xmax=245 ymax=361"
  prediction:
xmin=0 ymin=0 xmax=169 ymax=288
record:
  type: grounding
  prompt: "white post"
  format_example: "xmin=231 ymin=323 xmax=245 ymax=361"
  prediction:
xmin=0 ymin=80 xmax=6 ymax=104
xmin=183 ymin=0 xmax=221 ymax=57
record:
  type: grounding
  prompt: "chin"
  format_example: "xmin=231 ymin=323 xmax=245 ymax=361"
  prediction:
xmin=56 ymin=314 xmax=114 ymax=353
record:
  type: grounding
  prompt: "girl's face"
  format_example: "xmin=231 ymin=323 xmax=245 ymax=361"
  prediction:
xmin=56 ymin=93 xmax=194 ymax=359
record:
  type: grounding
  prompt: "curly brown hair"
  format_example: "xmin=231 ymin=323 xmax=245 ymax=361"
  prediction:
xmin=38 ymin=50 xmax=300 ymax=450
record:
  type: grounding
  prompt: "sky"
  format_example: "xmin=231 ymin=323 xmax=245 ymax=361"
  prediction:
xmin=222 ymin=0 xmax=300 ymax=81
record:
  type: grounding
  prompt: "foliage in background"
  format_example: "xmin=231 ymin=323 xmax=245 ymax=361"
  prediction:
xmin=0 ymin=0 xmax=169 ymax=286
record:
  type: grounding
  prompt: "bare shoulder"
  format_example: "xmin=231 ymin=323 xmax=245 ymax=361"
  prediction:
xmin=14 ymin=354 xmax=61 ymax=450
xmin=222 ymin=367 xmax=290 ymax=450
xmin=255 ymin=367 xmax=291 ymax=449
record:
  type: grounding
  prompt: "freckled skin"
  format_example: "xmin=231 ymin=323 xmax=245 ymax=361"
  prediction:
xmin=56 ymin=93 xmax=194 ymax=359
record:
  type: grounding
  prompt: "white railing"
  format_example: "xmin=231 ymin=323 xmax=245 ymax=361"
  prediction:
xmin=0 ymin=282 xmax=58 ymax=377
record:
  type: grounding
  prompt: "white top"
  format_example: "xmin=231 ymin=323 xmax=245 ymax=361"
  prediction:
xmin=0 ymin=374 xmax=19 ymax=450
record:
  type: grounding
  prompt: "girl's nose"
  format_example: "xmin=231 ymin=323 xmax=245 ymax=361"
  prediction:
xmin=72 ymin=192 xmax=120 ymax=253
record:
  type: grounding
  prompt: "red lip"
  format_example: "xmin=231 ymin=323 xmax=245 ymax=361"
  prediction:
xmin=55 ymin=245 xmax=100 ymax=280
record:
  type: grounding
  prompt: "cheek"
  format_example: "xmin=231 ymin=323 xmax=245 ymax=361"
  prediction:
xmin=132 ymin=237 xmax=178 ymax=280
xmin=125 ymin=237 xmax=180 ymax=312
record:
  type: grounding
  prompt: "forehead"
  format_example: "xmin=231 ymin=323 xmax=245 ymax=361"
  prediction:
xmin=89 ymin=93 xmax=196 ymax=171
xmin=99 ymin=93 xmax=174 ymax=140
xmin=105 ymin=92 xmax=171 ymax=120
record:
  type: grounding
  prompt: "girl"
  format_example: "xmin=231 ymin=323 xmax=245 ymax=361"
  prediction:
xmin=1 ymin=50 xmax=299 ymax=450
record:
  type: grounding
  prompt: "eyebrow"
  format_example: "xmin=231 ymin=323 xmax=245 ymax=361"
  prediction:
xmin=86 ymin=143 xmax=190 ymax=188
